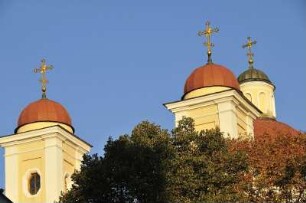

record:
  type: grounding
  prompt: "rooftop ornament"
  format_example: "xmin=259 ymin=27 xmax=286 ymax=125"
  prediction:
xmin=242 ymin=36 xmax=257 ymax=69
xmin=34 ymin=59 xmax=53 ymax=99
xmin=198 ymin=21 xmax=219 ymax=64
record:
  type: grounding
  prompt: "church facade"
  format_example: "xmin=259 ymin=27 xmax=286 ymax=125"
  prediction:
xmin=0 ymin=22 xmax=300 ymax=203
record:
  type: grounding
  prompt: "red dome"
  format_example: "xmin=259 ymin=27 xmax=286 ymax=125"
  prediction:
xmin=184 ymin=64 xmax=240 ymax=95
xmin=17 ymin=98 xmax=72 ymax=130
xmin=254 ymin=118 xmax=300 ymax=138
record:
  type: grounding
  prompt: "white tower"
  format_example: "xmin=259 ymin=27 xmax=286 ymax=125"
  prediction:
xmin=0 ymin=60 xmax=91 ymax=203
xmin=164 ymin=22 xmax=261 ymax=139
xmin=238 ymin=37 xmax=276 ymax=119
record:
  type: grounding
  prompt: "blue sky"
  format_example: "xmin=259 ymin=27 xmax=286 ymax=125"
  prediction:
xmin=0 ymin=0 xmax=305 ymax=188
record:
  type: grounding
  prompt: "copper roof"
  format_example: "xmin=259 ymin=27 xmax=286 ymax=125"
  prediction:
xmin=238 ymin=68 xmax=272 ymax=84
xmin=254 ymin=118 xmax=300 ymax=138
xmin=17 ymin=98 xmax=72 ymax=129
xmin=184 ymin=64 xmax=240 ymax=95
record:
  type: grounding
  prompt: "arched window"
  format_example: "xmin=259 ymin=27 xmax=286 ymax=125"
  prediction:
xmin=29 ymin=172 xmax=40 ymax=195
xmin=259 ymin=92 xmax=266 ymax=113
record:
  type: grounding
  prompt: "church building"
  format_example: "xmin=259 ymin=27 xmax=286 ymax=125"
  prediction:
xmin=164 ymin=22 xmax=299 ymax=139
xmin=0 ymin=21 xmax=300 ymax=203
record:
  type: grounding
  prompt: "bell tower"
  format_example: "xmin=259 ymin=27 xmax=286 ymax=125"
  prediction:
xmin=0 ymin=59 xmax=91 ymax=203
xmin=164 ymin=22 xmax=261 ymax=139
xmin=238 ymin=37 xmax=276 ymax=118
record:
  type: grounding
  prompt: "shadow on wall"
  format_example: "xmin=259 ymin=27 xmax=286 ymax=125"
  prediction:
xmin=0 ymin=188 xmax=13 ymax=203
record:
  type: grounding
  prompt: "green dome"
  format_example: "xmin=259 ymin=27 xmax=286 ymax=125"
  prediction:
xmin=238 ymin=68 xmax=272 ymax=84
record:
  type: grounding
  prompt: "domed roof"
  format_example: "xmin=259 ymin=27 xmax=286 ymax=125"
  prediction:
xmin=184 ymin=63 xmax=240 ymax=95
xmin=254 ymin=118 xmax=300 ymax=138
xmin=238 ymin=68 xmax=272 ymax=84
xmin=17 ymin=98 xmax=73 ymax=131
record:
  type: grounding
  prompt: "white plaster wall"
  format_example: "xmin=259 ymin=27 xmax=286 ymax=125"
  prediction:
xmin=240 ymin=81 xmax=276 ymax=118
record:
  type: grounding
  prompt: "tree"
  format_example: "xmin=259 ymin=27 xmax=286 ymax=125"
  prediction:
xmin=59 ymin=117 xmax=306 ymax=203
xmin=165 ymin=117 xmax=248 ymax=203
xmin=126 ymin=121 xmax=172 ymax=202
xmin=230 ymin=132 xmax=306 ymax=202
xmin=59 ymin=121 xmax=171 ymax=203
xmin=58 ymin=153 xmax=113 ymax=203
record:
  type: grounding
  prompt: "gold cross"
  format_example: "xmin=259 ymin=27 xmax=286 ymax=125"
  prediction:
xmin=34 ymin=59 xmax=53 ymax=98
xmin=242 ymin=37 xmax=257 ymax=67
xmin=198 ymin=21 xmax=219 ymax=56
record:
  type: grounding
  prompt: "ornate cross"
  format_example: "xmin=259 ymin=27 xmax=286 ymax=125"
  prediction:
xmin=34 ymin=59 xmax=53 ymax=98
xmin=198 ymin=21 xmax=219 ymax=62
xmin=242 ymin=37 xmax=257 ymax=68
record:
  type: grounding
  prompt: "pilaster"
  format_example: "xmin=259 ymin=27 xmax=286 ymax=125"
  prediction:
xmin=44 ymin=136 xmax=63 ymax=203
xmin=218 ymin=101 xmax=238 ymax=138
xmin=4 ymin=146 xmax=19 ymax=203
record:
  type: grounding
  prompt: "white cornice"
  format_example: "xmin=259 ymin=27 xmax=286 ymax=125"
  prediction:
xmin=0 ymin=125 xmax=91 ymax=154
xmin=164 ymin=89 xmax=261 ymax=118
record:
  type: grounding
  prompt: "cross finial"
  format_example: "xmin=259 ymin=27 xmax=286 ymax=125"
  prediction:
xmin=242 ymin=37 xmax=257 ymax=68
xmin=34 ymin=59 xmax=53 ymax=98
xmin=198 ymin=21 xmax=219 ymax=64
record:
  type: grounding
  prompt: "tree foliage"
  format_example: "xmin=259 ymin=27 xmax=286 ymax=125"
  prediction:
xmin=59 ymin=121 xmax=171 ymax=203
xmin=166 ymin=117 xmax=248 ymax=203
xmin=59 ymin=117 xmax=306 ymax=203
xmin=230 ymin=131 xmax=306 ymax=202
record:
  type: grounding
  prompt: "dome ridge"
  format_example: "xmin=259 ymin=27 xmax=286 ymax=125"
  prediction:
xmin=16 ymin=98 xmax=73 ymax=133
xmin=238 ymin=67 xmax=272 ymax=84
xmin=184 ymin=63 xmax=240 ymax=96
